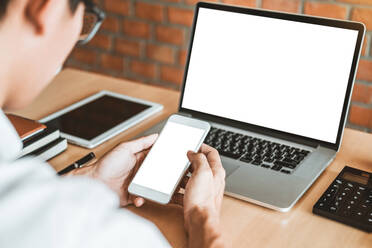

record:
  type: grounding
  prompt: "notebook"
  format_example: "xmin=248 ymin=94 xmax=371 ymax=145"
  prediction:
xmin=6 ymin=114 xmax=46 ymax=140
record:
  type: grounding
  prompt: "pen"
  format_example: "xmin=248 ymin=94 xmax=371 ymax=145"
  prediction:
xmin=57 ymin=152 xmax=96 ymax=175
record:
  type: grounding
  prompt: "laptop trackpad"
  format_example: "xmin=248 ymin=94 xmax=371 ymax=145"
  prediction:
xmin=220 ymin=157 xmax=240 ymax=176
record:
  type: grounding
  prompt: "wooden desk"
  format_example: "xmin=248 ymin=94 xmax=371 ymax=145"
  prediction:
xmin=13 ymin=69 xmax=372 ymax=247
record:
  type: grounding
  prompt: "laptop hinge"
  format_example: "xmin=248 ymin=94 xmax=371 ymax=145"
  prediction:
xmin=177 ymin=112 xmax=192 ymax=118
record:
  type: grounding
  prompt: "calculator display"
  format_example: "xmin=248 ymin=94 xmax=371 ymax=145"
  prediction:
xmin=342 ymin=172 xmax=369 ymax=185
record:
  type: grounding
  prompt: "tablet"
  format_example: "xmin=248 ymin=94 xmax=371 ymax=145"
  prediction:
xmin=39 ymin=91 xmax=163 ymax=148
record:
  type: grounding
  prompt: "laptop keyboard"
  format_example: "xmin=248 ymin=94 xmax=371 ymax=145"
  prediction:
xmin=204 ymin=127 xmax=311 ymax=174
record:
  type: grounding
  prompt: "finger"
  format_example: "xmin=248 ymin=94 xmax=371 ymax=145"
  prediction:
xmin=129 ymin=194 xmax=145 ymax=206
xmin=200 ymin=144 xmax=221 ymax=163
xmin=200 ymin=144 xmax=225 ymax=178
xmin=187 ymin=151 xmax=209 ymax=173
xmin=134 ymin=148 xmax=150 ymax=166
xmin=121 ymin=134 xmax=158 ymax=154
xmin=170 ymin=193 xmax=184 ymax=206
xmin=132 ymin=148 xmax=151 ymax=174
xmin=133 ymin=197 xmax=145 ymax=207
xmin=128 ymin=149 xmax=152 ymax=183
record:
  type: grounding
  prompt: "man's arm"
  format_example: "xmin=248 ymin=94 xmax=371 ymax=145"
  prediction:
xmin=186 ymin=206 xmax=225 ymax=248
xmin=183 ymin=145 xmax=228 ymax=248
xmin=0 ymin=157 xmax=170 ymax=247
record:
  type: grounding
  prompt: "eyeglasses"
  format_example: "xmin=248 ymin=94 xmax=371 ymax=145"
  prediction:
xmin=78 ymin=1 xmax=106 ymax=45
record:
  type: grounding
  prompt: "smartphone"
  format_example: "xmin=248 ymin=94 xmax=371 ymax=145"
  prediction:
xmin=129 ymin=114 xmax=210 ymax=204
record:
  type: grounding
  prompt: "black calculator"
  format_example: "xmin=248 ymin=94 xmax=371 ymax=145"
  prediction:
xmin=313 ymin=166 xmax=372 ymax=232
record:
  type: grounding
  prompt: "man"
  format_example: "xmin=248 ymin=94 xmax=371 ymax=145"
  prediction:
xmin=0 ymin=0 xmax=226 ymax=247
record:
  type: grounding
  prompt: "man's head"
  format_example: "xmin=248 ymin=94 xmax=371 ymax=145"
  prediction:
xmin=0 ymin=0 xmax=85 ymax=110
xmin=0 ymin=0 xmax=83 ymax=19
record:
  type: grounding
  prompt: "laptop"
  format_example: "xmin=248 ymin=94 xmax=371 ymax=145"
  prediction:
xmin=139 ymin=2 xmax=365 ymax=211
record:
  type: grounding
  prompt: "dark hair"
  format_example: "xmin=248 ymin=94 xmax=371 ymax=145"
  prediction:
xmin=0 ymin=0 xmax=83 ymax=19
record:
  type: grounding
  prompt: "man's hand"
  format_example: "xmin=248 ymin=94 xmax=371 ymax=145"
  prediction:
xmin=70 ymin=134 xmax=158 ymax=207
xmin=181 ymin=144 xmax=227 ymax=248
xmin=184 ymin=144 xmax=225 ymax=222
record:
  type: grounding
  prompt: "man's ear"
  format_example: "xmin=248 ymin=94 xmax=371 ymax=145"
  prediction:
xmin=25 ymin=0 xmax=63 ymax=35
xmin=25 ymin=0 xmax=48 ymax=33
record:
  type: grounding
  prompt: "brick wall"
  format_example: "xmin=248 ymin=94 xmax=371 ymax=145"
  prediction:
xmin=65 ymin=0 xmax=372 ymax=132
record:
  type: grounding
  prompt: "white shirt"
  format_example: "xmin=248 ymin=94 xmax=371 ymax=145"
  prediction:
xmin=0 ymin=111 xmax=170 ymax=247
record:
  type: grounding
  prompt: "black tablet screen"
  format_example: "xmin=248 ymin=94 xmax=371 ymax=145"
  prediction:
xmin=46 ymin=95 xmax=150 ymax=140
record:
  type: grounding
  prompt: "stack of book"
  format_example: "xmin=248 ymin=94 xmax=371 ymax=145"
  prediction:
xmin=7 ymin=114 xmax=67 ymax=161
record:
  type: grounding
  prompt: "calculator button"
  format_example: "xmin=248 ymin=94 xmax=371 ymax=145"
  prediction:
xmin=356 ymin=211 xmax=364 ymax=217
xmin=360 ymin=204 xmax=368 ymax=210
xmin=329 ymin=206 xmax=337 ymax=212
xmin=352 ymin=211 xmax=365 ymax=220
xmin=347 ymin=183 xmax=354 ymax=188
xmin=335 ymin=179 xmax=343 ymax=184
xmin=340 ymin=210 xmax=351 ymax=217
xmin=329 ymin=188 xmax=337 ymax=194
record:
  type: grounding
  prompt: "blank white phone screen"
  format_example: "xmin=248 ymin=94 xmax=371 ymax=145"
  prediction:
xmin=132 ymin=121 xmax=206 ymax=195
xmin=182 ymin=8 xmax=359 ymax=144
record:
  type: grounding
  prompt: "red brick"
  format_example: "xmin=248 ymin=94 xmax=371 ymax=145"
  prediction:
xmin=337 ymin=0 xmax=372 ymax=5
xmin=155 ymin=26 xmax=184 ymax=45
xmin=179 ymin=50 xmax=188 ymax=66
xmin=115 ymin=39 xmax=141 ymax=57
xmin=146 ymin=44 xmax=175 ymax=63
xmin=123 ymin=20 xmax=150 ymax=38
xmin=352 ymin=8 xmax=372 ymax=31
xmin=130 ymin=60 xmax=156 ymax=78
xmin=304 ymin=2 xmax=347 ymax=19
xmin=88 ymin=33 xmax=112 ymax=50
xmin=101 ymin=16 xmax=120 ymax=33
xmin=186 ymin=0 xmax=219 ymax=5
xmin=101 ymin=54 xmax=124 ymax=71
xmin=162 ymin=0 xmax=182 ymax=2
xmin=160 ymin=65 xmax=184 ymax=85
xmin=221 ymin=0 xmax=256 ymax=7
xmin=262 ymin=0 xmax=299 ymax=13
xmin=168 ymin=7 xmax=194 ymax=26
xmin=352 ymin=83 xmax=372 ymax=104
xmin=361 ymin=37 xmax=367 ymax=56
xmin=349 ymin=104 xmax=372 ymax=128
xmin=72 ymin=48 xmax=97 ymax=65
xmin=135 ymin=2 xmax=164 ymax=22
xmin=104 ymin=0 xmax=129 ymax=15
xmin=356 ymin=59 xmax=372 ymax=81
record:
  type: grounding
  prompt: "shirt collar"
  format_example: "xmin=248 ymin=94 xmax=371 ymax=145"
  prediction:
xmin=0 ymin=110 xmax=22 ymax=161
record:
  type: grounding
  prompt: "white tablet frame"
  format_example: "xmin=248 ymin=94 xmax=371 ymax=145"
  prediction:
xmin=39 ymin=90 xmax=163 ymax=148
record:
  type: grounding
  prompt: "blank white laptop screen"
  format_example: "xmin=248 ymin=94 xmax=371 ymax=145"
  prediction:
xmin=181 ymin=8 xmax=359 ymax=144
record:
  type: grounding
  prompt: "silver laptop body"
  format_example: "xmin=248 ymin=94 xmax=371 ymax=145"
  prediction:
xmin=139 ymin=3 xmax=365 ymax=212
